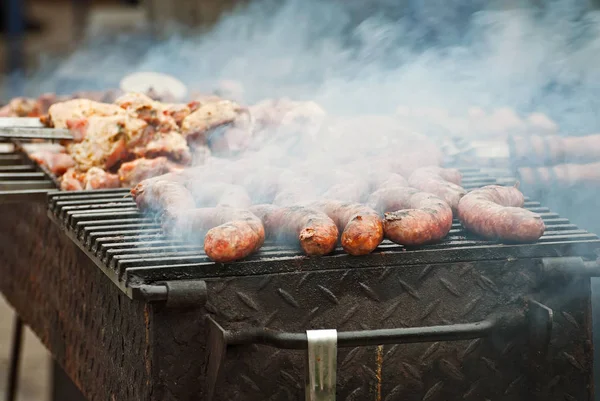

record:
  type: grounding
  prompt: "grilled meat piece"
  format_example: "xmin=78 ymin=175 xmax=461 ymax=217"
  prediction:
xmin=44 ymin=99 xmax=125 ymax=129
xmin=162 ymin=103 xmax=192 ymax=127
xmin=309 ymin=201 xmax=383 ymax=256
xmin=369 ymin=186 xmax=453 ymax=246
xmin=458 ymin=185 xmax=545 ymax=242
xmin=67 ymin=115 xmax=148 ymax=171
xmin=129 ymin=131 xmax=192 ymax=164
xmin=132 ymin=179 xmax=196 ymax=220
xmin=0 ymin=97 xmax=41 ymax=117
xmin=83 ymin=167 xmax=120 ymax=190
xmin=180 ymin=99 xmax=250 ymax=145
xmin=115 ymin=92 xmax=179 ymax=133
xmin=60 ymin=168 xmax=84 ymax=191
xmin=408 ymin=167 xmax=466 ymax=212
xmin=29 ymin=151 xmax=75 ymax=176
xmin=117 ymin=157 xmax=183 ymax=187
xmin=165 ymin=207 xmax=265 ymax=263
xmin=250 ymin=204 xmax=338 ymax=256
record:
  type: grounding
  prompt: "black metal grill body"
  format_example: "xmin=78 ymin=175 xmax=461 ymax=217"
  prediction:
xmin=2 ymin=169 xmax=600 ymax=401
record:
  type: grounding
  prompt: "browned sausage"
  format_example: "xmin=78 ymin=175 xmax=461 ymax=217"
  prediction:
xmin=165 ymin=207 xmax=265 ymax=262
xmin=250 ymin=204 xmax=338 ymax=256
xmin=368 ymin=186 xmax=452 ymax=246
xmin=457 ymin=185 xmax=545 ymax=242
xmin=131 ymin=179 xmax=196 ymax=219
xmin=408 ymin=167 xmax=466 ymax=212
xmin=308 ymin=201 xmax=383 ymax=256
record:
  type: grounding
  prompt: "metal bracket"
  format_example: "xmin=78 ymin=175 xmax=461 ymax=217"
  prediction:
xmin=306 ymin=330 xmax=337 ymax=401
xmin=204 ymin=299 xmax=553 ymax=401
xmin=131 ymin=280 xmax=207 ymax=308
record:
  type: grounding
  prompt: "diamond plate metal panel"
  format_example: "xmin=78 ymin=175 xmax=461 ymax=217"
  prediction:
xmin=203 ymin=259 xmax=592 ymax=401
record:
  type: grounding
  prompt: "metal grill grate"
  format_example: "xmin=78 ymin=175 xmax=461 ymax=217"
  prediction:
xmin=47 ymin=169 xmax=600 ymax=295
xmin=0 ymin=148 xmax=56 ymax=202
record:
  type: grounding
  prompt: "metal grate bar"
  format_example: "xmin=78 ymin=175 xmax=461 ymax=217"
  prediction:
xmin=47 ymin=168 xmax=600 ymax=289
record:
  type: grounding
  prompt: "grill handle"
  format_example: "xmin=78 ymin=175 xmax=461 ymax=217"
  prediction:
xmin=205 ymin=299 xmax=552 ymax=401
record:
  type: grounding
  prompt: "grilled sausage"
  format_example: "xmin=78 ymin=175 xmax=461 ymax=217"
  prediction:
xmin=166 ymin=207 xmax=265 ymax=262
xmin=250 ymin=204 xmax=338 ymax=256
xmin=408 ymin=167 xmax=466 ymax=212
xmin=368 ymin=186 xmax=452 ymax=246
xmin=309 ymin=201 xmax=383 ymax=256
xmin=457 ymin=185 xmax=545 ymax=242
xmin=131 ymin=179 xmax=196 ymax=218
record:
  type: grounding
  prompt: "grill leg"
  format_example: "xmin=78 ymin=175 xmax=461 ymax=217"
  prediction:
xmin=5 ymin=315 xmax=23 ymax=401
xmin=51 ymin=360 xmax=87 ymax=401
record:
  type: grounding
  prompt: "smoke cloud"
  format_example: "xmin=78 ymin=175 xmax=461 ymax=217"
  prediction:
xmin=7 ymin=0 xmax=600 ymax=234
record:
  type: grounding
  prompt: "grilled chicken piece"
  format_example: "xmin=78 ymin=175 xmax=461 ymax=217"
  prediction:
xmin=118 ymin=156 xmax=184 ymax=187
xmin=161 ymin=103 xmax=192 ymax=126
xmin=60 ymin=168 xmax=84 ymax=191
xmin=180 ymin=99 xmax=250 ymax=145
xmin=68 ymin=115 xmax=148 ymax=171
xmin=114 ymin=92 xmax=179 ymax=133
xmin=128 ymin=131 xmax=192 ymax=164
xmin=29 ymin=151 xmax=75 ymax=176
xmin=83 ymin=167 xmax=120 ymax=190
xmin=0 ymin=97 xmax=41 ymax=117
xmin=44 ymin=98 xmax=126 ymax=129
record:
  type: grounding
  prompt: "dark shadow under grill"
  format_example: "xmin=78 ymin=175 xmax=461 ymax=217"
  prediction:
xmin=46 ymin=168 xmax=600 ymax=290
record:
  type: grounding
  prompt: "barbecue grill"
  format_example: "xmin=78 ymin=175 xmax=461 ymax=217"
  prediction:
xmin=2 ymin=162 xmax=600 ymax=401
